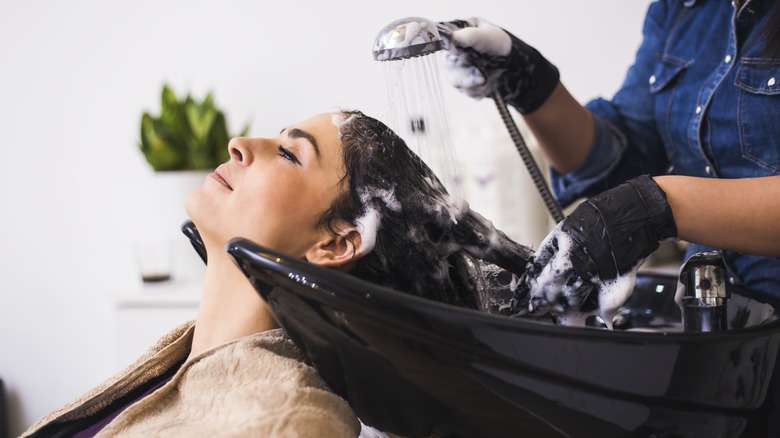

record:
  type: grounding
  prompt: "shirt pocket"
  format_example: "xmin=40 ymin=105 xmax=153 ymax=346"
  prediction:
xmin=734 ymin=58 xmax=780 ymax=174
xmin=649 ymin=54 xmax=693 ymax=161
xmin=650 ymin=54 xmax=691 ymax=93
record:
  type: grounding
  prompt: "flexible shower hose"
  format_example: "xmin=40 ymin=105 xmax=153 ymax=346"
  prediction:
xmin=491 ymin=92 xmax=565 ymax=223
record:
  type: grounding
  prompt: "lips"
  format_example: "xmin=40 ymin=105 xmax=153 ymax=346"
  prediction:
xmin=211 ymin=165 xmax=233 ymax=191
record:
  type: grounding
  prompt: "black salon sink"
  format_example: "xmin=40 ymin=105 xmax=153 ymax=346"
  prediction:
xmin=226 ymin=237 xmax=780 ymax=438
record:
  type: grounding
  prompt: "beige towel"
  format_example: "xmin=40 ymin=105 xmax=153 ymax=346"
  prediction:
xmin=23 ymin=321 xmax=360 ymax=437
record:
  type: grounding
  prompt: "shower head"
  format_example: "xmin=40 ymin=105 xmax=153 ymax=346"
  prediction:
xmin=373 ymin=17 xmax=450 ymax=61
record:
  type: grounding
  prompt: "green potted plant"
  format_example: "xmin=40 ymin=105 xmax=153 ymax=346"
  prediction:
xmin=140 ymin=84 xmax=249 ymax=171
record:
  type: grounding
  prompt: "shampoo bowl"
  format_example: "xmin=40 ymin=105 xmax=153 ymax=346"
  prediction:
xmin=226 ymin=237 xmax=780 ymax=438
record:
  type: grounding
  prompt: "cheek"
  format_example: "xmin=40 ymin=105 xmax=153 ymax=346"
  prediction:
xmin=245 ymin=174 xmax=314 ymax=216
xmin=232 ymin=178 xmax=331 ymax=245
xmin=257 ymin=171 xmax=336 ymax=216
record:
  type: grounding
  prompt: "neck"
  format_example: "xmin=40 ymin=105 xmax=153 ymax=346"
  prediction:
xmin=187 ymin=252 xmax=279 ymax=361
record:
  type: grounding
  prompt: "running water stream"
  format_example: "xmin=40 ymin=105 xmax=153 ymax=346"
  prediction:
xmin=382 ymin=54 xmax=463 ymax=197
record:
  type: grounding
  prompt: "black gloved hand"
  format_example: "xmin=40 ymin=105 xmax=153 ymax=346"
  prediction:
xmin=515 ymin=175 xmax=677 ymax=326
xmin=438 ymin=18 xmax=559 ymax=114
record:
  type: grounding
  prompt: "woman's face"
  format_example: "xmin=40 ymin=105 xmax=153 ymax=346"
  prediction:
xmin=186 ymin=113 xmax=347 ymax=259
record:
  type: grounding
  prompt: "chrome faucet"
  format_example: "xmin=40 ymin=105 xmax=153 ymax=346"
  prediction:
xmin=677 ymin=251 xmax=729 ymax=332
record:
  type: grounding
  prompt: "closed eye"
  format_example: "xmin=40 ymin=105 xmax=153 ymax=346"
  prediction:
xmin=278 ymin=145 xmax=301 ymax=165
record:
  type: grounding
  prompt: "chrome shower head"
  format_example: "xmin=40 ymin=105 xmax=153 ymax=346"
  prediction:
xmin=372 ymin=17 xmax=450 ymax=61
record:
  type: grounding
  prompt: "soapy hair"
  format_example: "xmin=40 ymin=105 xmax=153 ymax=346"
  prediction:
xmin=319 ymin=110 xmax=533 ymax=308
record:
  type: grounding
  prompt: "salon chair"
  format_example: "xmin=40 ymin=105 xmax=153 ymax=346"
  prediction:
xmin=183 ymin=221 xmax=780 ymax=438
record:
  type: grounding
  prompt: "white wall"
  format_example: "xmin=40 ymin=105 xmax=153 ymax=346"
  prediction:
xmin=0 ymin=0 xmax=651 ymax=434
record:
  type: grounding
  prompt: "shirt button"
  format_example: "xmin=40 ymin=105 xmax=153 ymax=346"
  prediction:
xmin=705 ymin=165 xmax=712 ymax=175
xmin=729 ymin=277 xmax=736 ymax=285
xmin=724 ymin=54 xmax=732 ymax=63
xmin=769 ymin=77 xmax=777 ymax=87
xmin=649 ymin=75 xmax=656 ymax=85
xmin=695 ymin=105 xmax=702 ymax=114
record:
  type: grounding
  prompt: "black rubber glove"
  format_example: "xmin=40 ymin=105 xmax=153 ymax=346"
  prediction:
xmin=438 ymin=18 xmax=560 ymax=114
xmin=515 ymin=175 xmax=677 ymax=325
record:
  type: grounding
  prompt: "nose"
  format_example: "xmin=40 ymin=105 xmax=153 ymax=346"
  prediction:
xmin=228 ymin=137 xmax=276 ymax=166
xmin=228 ymin=137 xmax=251 ymax=165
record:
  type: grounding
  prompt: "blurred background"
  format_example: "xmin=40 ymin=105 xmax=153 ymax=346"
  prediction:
xmin=0 ymin=0 xmax=651 ymax=435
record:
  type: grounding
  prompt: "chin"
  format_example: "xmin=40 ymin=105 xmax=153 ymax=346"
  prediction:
xmin=184 ymin=187 xmax=217 ymax=233
xmin=184 ymin=188 xmax=202 ymax=221
xmin=185 ymin=190 xmax=237 ymax=252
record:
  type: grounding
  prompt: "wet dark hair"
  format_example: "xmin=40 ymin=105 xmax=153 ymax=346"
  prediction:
xmin=318 ymin=110 xmax=532 ymax=309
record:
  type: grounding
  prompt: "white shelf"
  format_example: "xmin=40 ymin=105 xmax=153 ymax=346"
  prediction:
xmin=113 ymin=281 xmax=201 ymax=308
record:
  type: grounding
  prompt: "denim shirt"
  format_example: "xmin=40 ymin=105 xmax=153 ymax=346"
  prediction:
xmin=550 ymin=0 xmax=780 ymax=300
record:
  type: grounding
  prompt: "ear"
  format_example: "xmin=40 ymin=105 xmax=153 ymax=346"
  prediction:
xmin=305 ymin=225 xmax=365 ymax=268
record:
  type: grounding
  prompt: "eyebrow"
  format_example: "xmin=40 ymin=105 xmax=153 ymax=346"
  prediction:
xmin=285 ymin=128 xmax=320 ymax=159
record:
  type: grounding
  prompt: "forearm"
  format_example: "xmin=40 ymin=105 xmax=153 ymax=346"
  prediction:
xmin=523 ymin=82 xmax=595 ymax=174
xmin=655 ymin=175 xmax=780 ymax=257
